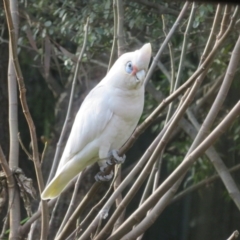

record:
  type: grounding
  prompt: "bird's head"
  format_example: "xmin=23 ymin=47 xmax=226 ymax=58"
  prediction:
xmin=106 ymin=43 xmax=152 ymax=90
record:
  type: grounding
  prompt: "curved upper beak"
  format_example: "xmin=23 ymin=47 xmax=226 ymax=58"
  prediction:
xmin=134 ymin=43 xmax=152 ymax=82
xmin=135 ymin=43 xmax=152 ymax=71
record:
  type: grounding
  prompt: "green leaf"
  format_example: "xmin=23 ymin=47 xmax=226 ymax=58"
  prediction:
xmin=44 ymin=20 xmax=52 ymax=27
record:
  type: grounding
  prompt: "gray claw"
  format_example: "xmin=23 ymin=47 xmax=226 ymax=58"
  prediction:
xmin=106 ymin=158 xmax=114 ymax=166
xmin=111 ymin=149 xmax=126 ymax=164
xmin=100 ymin=165 xmax=107 ymax=172
xmin=95 ymin=170 xmax=113 ymax=182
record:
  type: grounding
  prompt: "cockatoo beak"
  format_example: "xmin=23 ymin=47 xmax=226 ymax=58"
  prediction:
xmin=134 ymin=43 xmax=152 ymax=82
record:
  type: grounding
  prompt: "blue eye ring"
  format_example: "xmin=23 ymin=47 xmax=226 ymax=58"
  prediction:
xmin=125 ymin=61 xmax=133 ymax=74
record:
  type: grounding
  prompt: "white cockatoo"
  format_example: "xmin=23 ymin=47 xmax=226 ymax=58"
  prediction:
xmin=41 ymin=43 xmax=152 ymax=200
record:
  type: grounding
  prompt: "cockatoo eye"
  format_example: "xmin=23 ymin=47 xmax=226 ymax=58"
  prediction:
xmin=125 ymin=61 xmax=133 ymax=74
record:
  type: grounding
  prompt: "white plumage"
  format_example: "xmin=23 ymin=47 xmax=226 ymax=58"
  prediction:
xmin=41 ymin=43 xmax=152 ymax=199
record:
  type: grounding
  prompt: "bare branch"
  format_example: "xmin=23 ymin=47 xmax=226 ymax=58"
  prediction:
xmin=112 ymin=165 xmax=125 ymax=232
xmin=108 ymin=0 xmax=118 ymax=71
xmin=227 ymin=230 xmax=239 ymax=240
xmin=18 ymin=133 xmax=33 ymax=161
xmin=116 ymin=0 xmax=125 ymax=56
xmin=0 ymin=212 xmax=9 ymax=239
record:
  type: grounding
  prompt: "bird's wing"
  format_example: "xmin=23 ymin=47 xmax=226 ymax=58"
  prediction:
xmin=57 ymin=83 xmax=113 ymax=171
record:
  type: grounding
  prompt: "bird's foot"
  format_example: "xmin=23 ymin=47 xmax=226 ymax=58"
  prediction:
xmin=107 ymin=149 xmax=126 ymax=165
xmin=95 ymin=170 xmax=114 ymax=182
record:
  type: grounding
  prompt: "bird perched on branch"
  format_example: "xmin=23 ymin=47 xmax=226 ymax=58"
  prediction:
xmin=41 ymin=43 xmax=152 ymax=200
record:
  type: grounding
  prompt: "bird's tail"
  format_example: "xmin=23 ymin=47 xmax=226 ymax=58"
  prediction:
xmin=41 ymin=173 xmax=69 ymax=200
xmin=41 ymin=159 xmax=86 ymax=200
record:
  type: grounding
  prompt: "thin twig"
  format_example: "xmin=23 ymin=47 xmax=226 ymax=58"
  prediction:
xmin=0 ymin=146 xmax=15 ymax=239
xmin=174 ymin=2 xmax=196 ymax=90
xmin=108 ymin=0 xmax=118 ymax=71
xmin=227 ymin=230 xmax=239 ymax=240
xmin=0 ymin=212 xmax=9 ymax=239
xmin=56 ymin=170 xmax=85 ymax=236
xmin=40 ymin=141 xmax=48 ymax=164
xmin=199 ymin=4 xmax=223 ymax=66
xmin=112 ymin=165 xmax=125 ymax=232
xmin=162 ymin=13 xmax=176 ymax=122
xmin=48 ymin=194 xmax=61 ymax=232
xmin=18 ymin=133 xmax=33 ymax=160
xmin=116 ymin=0 xmax=124 ymax=56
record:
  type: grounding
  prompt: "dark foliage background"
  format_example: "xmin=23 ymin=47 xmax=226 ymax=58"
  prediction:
xmin=1 ymin=1 xmax=240 ymax=239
